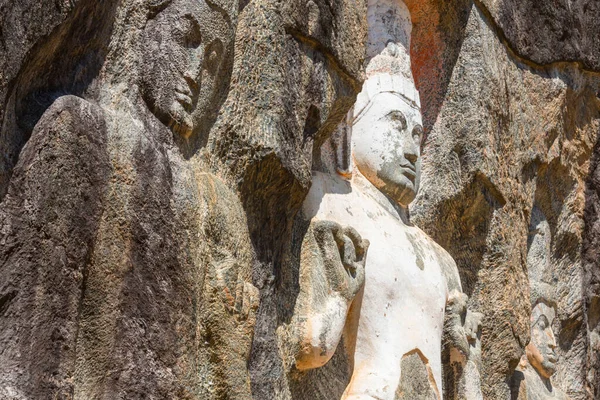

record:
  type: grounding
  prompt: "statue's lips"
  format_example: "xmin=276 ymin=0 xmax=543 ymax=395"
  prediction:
xmin=399 ymin=164 xmax=416 ymax=181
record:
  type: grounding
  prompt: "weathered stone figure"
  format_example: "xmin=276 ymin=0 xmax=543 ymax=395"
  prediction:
xmin=512 ymin=283 xmax=568 ymax=400
xmin=1 ymin=0 xmax=369 ymax=396
xmin=512 ymin=209 xmax=569 ymax=400
xmin=0 ymin=1 xmax=259 ymax=398
xmin=285 ymin=1 xmax=483 ymax=399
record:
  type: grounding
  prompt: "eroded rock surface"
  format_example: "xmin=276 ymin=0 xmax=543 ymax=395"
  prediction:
xmin=407 ymin=0 xmax=600 ymax=399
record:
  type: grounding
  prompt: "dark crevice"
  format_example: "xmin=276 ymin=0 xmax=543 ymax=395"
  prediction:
xmin=303 ymin=105 xmax=321 ymax=143
xmin=0 ymin=291 xmax=17 ymax=316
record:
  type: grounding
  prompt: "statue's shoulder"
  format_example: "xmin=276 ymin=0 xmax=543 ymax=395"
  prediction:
xmin=410 ymin=224 xmax=462 ymax=292
xmin=309 ymin=171 xmax=354 ymax=197
xmin=196 ymin=171 xmax=251 ymax=245
xmin=303 ymin=171 xmax=355 ymax=219
xmin=20 ymin=95 xmax=108 ymax=161
xmin=409 ymin=225 xmax=454 ymax=263
xmin=38 ymin=95 xmax=107 ymax=129
xmin=6 ymin=95 xmax=111 ymax=198
xmin=28 ymin=95 xmax=108 ymax=152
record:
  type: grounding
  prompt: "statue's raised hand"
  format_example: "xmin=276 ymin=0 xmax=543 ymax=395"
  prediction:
xmin=312 ymin=220 xmax=369 ymax=302
xmin=445 ymin=290 xmax=483 ymax=362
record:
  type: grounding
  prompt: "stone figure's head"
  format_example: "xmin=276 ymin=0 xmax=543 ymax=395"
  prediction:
xmin=345 ymin=0 xmax=423 ymax=207
xmin=526 ymin=282 xmax=558 ymax=378
xmin=140 ymin=0 xmax=234 ymax=138
xmin=350 ymin=63 xmax=423 ymax=207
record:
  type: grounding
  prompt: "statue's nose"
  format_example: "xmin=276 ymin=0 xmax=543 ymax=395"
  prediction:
xmin=548 ymin=329 xmax=557 ymax=349
xmin=184 ymin=50 xmax=204 ymax=96
xmin=404 ymin=142 xmax=419 ymax=164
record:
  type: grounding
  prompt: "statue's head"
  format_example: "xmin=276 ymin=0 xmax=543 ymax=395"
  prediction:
xmin=346 ymin=0 xmax=423 ymax=208
xmin=526 ymin=282 xmax=558 ymax=378
xmin=140 ymin=0 xmax=234 ymax=138
xmin=350 ymin=51 xmax=423 ymax=207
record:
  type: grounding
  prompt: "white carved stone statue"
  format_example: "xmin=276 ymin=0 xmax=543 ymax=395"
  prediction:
xmin=284 ymin=1 xmax=484 ymax=399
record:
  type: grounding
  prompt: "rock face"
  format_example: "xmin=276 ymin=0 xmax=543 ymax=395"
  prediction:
xmin=0 ymin=1 xmax=599 ymax=400
xmin=406 ymin=0 xmax=600 ymax=399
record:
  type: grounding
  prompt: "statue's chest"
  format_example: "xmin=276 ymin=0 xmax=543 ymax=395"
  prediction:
xmin=364 ymin=224 xmax=448 ymax=312
xmin=312 ymin=187 xmax=449 ymax=308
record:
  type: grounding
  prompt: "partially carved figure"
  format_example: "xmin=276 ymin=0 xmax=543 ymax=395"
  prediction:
xmin=285 ymin=1 xmax=483 ymax=399
xmin=512 ymin=283 xmax=568 ymax=400
xmin=512 ymin=209 xmax=568 ymax=400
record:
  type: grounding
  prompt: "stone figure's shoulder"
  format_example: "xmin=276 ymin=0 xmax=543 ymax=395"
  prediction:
xmin=303 ymin=171 xmax=356 ymax=219
xmin=411 ymin=224 xmax=462 ymax=293
xmin=196 ymin=172 xmax=251 ymax=250
xmin=512 ymin=364 xmax=570 ymax=400
xmin=14 ymin=95 xmax=109 ymax=174
xmin=36 ymin=95 xmax=107 ymax=134
xmin=510 ymin=367 xmax=530 ymax=400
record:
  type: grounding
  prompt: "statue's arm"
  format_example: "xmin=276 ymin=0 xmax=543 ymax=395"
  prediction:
xmin=288 ymin=220 xmax=368 ymax=371
xmin=0 ymin=95 xmax=110 ymax=398
xmin=443 ymin=289 xmax=484 ymax=400
xmin=441 ymin=254 xmax=484 ymax=399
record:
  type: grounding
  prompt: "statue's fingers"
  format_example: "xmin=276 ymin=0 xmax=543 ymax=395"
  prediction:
xmin=473 ymin=312 xmax=484 ymax=330
xmin=314 ymin=220 xmax=342 ymax=238
xmin=344 ymin=262 xmax=364 ymax=299
xmin=342 ymin=226 xmax=369 ymax=260
xmin=465 ymin=319 xmax=476 ymax=340
xmin=341 ymin=235 xmax=357 ymax=266
xmin=353 ymin=260 xmax=365 ymax=289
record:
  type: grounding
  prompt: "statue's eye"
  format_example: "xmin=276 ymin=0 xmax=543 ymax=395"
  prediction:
xmin=536 ymin=315 xmax=549 ymax=330
xmin=412 ymin=125 xmax=423 ymax=145
xmin=385 ymin=111 xmax=407 ymax=130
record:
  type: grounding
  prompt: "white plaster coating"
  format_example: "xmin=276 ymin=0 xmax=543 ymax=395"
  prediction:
xmin=302 ymin=172 xmax=459 ymax=399
xmin=295 ymin=1 xmax=483 ymax=398
xmin=353 ymin=73 xmax=421 ymax=125
xmin=301 ymin=78 xmax=474 ymax=398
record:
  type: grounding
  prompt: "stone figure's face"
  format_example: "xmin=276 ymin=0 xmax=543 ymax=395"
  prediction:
xmin=526 ymin=302 xmax=558 ymax=378
xmin=352 ymin=91 xmax=424 ymax=207
xmin=141 ymin=0 xmax=227 ymax=137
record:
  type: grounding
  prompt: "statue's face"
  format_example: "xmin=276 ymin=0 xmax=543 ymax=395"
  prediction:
xmin=526 ymin=302 xmax=558 ymax=378
xmin=141 ymin=0 xmax=227 ymax=137
xmin=352 ymin=91 xmax=424 ymax=207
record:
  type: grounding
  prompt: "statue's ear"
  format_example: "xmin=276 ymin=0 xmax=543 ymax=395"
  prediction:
xmin=204 ymin=39 xmax=224 ymax=77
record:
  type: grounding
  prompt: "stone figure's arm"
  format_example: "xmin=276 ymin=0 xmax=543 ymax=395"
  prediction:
xmin=444 ymin=290 xmax=484 ymax=399
xmin=437 ymin=246 xmax=484 ymax=398
xmin=289 ymin=220 xmax=369 ymax=371
xmin=0 ymin=95 xmax=110 ymax=398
